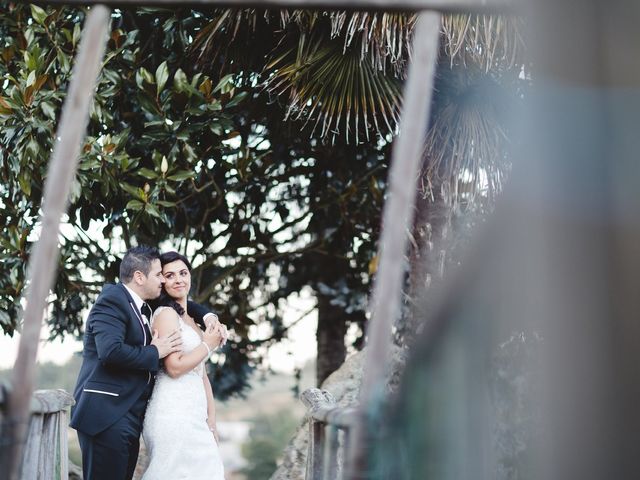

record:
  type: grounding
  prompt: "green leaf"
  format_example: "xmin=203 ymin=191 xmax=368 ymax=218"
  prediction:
xmin=61 ymin=28 xmax=73 ymax=43
xmin=143 ymin=120 xmax=165 ymax=128
xmin=30 ymin=5 xmax=48 ymax=25
xmin=126 ymin=199 xmax=145 ymax=211
xmin=173 ymin=68 xmax=189 ymax=93
xmin=214 ymin=73 xmax=234 ymax=93
xmin=79 ymin=159 xmax=101 ymax=171
xmin=121 ymin=183 xmax=145 ymax=199
xmin=141 ymin=67 xmax=155 ymax=84
xmin=135 ymin=70 xmax=145 ymax=89
xmin=155 ymin=61 xmax=169 ymax=96
xmin=26 ymin=138 xmax=40 ymax=159
xmin=190 ymin=73 xmax=203 ymax=89
xmin=72 ymin=23 xmax=81 ymax=47
xmin=182 ymin=143 xmax=197 ymax=162
xmin=138 ymin=93 xmax=159 ymax=115
xmin=152 ymin=151 xmax=164 ymax=165
xmin=156 ymin=200 xmax=176 ymax=208
xmin=56 ymin=50 xmax=70 ymax=73
xmin=145 ymin=203 xmax=162 ymax=218
xmin=226 ymin=91 xmax=248 ymax=108
xmin=40 ymin=102 xmax=56 ymax=119
xmin=26 ymin=70 xmax=36 ymax=87
xmin=102 ymin=69 xmax=120 ymax=86
xmin=18 ymin=175 xmax=31 ymax=196
xmin=24 ymin=29 xmax=35 ymax=47
xmin=138 ymin=167 xmax=158 ymax=179
xmin=175 ymin=130 xmax=190 ymax=141
xmin=167 ymin=170 xmax=195 ymax=181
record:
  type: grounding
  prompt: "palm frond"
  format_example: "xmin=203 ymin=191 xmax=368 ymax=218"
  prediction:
xmin=190 ymin=8 xmax=267 ymax=74
xmin=422 ymin=66 xmax=512 ymax=205
xmin=275 ymin=11 xmax=415 ymax=79
xmin=328 ymin=12 xmax=416 ymax=78
xmin=264 ymin=30 xmax=402 ymax=144
xmin=189 ymin=9 xmax=524 ymax=144
xmin=441 ymin=14 xmax=526 ymax=72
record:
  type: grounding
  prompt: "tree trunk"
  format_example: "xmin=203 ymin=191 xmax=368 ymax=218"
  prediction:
xmin=393 ymin=175 xmax=453 ymax=346
xmin=316 ymin=294 xmax=348 ymax=386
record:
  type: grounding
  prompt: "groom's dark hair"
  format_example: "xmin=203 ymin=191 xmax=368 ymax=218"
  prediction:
xmin=120 ymin=245 xmax=160 ymax=283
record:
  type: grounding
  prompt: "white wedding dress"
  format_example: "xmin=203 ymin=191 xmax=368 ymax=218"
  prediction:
xmin=142 ymin=307 xmax=225 ymax=479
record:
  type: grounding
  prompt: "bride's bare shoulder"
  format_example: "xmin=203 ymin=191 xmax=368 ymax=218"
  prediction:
xmin=152 ymin=307 xmax=180 ymax=332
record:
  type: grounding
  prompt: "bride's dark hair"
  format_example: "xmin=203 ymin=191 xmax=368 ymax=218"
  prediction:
xmin=156 ymin=251 xmax=192 ymax=318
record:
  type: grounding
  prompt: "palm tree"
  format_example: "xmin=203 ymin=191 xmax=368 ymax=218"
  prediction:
xmin=191 ymin=12 xmax=523 ymax=141
xmin=191 ymin=9 xmax=526 ymax=377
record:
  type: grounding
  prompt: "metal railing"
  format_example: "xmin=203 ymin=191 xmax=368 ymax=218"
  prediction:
xmin=1 ymin=385 xmax=75 ymax=480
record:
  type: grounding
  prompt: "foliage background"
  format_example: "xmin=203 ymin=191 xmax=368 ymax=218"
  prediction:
xmin=0 ymin=2 xmax=524 ymax=399
xmin=0 ymin=4 xmax=392 ymax=398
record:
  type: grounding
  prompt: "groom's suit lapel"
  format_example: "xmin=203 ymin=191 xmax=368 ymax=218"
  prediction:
xmin=117 ymin=283 xmax=152 ymax=346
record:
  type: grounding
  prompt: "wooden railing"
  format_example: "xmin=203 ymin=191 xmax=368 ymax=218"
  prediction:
xmin=301 ymin=388 xmax=357 ymax=480
xmin=0 ymin=385 xmax=75 ymax=480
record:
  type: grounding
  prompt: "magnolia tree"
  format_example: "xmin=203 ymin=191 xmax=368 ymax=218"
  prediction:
xmin=0 ymin=4 xmax=388 ymax=397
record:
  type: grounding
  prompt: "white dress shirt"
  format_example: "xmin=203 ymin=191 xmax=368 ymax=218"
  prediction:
xmin=123 ymin=284 xmax=149 ymax=325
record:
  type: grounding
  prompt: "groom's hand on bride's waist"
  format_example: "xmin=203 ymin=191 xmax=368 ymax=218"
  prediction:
xmin=151 ymin=328 xmax=183 ymax=359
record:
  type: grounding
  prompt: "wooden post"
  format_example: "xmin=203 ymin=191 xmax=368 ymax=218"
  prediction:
xmin=20 ymin=390 xmax=75 ymax=480
xmin=3 ymin=7 xmax=111 ymax=480
xmin=307 ymin=421 xmax=326 ymax=479
xmin=322 ymin=424 xmax=340 ymax=479
xmin=302 ymin=389 xmax=337 ymax=479
xmin=1 ymin=389 xmax=75 ymax=480
xmin=346 ymin=10 xmax=441 ymax=479
xmin=300 ymin=388 xmax=358 ymax=478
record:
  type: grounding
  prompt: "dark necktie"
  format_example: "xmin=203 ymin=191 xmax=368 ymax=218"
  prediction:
xmin=141 ymin=303 xmax=152 ymax=321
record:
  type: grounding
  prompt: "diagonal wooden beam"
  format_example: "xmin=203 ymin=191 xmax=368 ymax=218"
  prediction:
xmin=35 ymin=0 xmax=516 ymax=14
xmin=2 ymin=6 xmax=111 ymax=480
xmin=346 ymin=9 xmax=442 ymax=479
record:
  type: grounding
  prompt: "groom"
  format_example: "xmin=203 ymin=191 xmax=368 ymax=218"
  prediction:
xmin=71 ymin=245 xmax=218 ymax=480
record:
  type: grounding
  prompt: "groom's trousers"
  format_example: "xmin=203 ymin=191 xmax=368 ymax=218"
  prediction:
xmin=78 ymin=386 xmax=151 ymax=480
xmin=78 ymin=411 xmax=142 ymax=480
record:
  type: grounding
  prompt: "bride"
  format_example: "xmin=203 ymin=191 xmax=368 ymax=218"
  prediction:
xmin=142 ymin=251 xmax=227 ymax=479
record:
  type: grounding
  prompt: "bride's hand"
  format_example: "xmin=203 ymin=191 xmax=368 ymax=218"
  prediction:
xmin=218 ymin=324 xmax=228 ymax=347
xmin=202 ymin=322 xmax=224 ymax=350
xmin=207 ymin=420 xmax=219 ymax=443
xmin=205 ymin=314 xmax=228 ymax=347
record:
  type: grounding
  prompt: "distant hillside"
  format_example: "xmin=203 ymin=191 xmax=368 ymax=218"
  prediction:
xmin=0 ymin=355 xmax=317 ymax=423
xmin=0 ymin=354 xmax=83 ymax=393
xmin=217 ymin=361 xmax=316 ymax=422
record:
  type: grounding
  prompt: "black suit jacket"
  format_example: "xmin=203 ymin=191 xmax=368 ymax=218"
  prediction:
xmin=70 ymin=283 xmax=209 ymax=436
